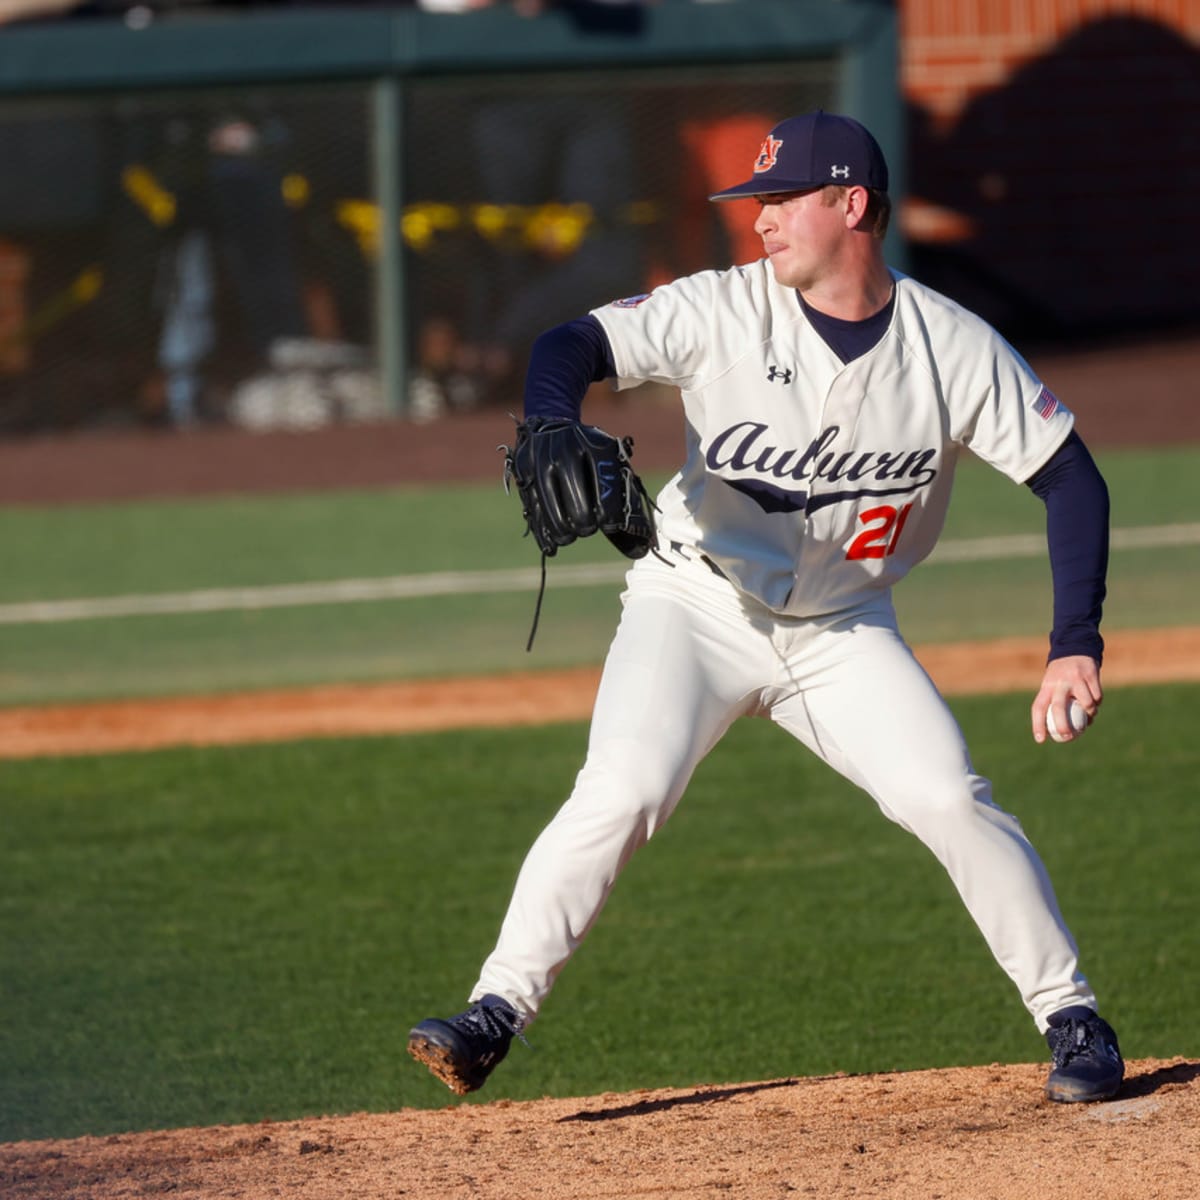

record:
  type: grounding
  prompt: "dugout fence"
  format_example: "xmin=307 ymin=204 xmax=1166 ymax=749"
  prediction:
xmin=0 ymin=1 xmax=899 ymax=434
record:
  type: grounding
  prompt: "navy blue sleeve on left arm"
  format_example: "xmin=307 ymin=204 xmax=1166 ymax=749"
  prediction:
xmin=1026 ymin=429 xmax=1110 ymax=664
xmin=523 ymin=315 xmax=616 ymax=421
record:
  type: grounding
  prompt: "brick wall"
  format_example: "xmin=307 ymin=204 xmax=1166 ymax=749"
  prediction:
xmin=904 ymin=0 xmax=1199 ymax=124
xmin=898 ymin=0 xmax=1200 ymax=338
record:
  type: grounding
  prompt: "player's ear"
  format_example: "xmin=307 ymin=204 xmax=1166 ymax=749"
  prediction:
xmin=844 ymin=186 xmax=871 ymax=230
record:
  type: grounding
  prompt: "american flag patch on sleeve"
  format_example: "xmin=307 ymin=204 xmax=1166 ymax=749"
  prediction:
xmin=1034 ymin=386 xmax=1060 ymax=420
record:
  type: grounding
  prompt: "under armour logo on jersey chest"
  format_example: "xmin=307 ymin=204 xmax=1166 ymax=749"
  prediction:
xmin=766 ymin=365 xmax=793 ymax=384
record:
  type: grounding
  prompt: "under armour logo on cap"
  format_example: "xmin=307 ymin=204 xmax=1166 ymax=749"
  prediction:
xmin=710 ymin=110 xmax=889 ymax=201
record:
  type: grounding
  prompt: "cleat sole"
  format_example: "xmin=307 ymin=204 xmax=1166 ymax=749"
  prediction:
xmin=407 ymin=1031 xmax=476 ymax=1095
xmin=1045 ymin=1075 xmax=1123 ymax=1104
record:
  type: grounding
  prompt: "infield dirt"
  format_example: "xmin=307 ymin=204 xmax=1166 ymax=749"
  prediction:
xmin=1 ymin=624 xmax=1199 ymax=759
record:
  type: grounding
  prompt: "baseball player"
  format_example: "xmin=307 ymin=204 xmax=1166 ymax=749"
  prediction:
xmin=409 ymin=111 xmax=1124 ymax=1104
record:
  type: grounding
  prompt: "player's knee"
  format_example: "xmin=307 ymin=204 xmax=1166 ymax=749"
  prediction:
xmin=886 ymin=772 xmax=995 ymax=830
xmin=571 ymin=743 xmax=683 ymax=837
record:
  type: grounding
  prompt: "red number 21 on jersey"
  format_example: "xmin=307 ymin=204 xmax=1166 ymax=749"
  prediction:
xmin=846 ymin=502 xmax=914 ymax=560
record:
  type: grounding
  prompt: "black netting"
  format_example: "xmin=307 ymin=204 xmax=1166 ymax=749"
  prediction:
xmin=0 ymin=62 xmax=834 ymax=433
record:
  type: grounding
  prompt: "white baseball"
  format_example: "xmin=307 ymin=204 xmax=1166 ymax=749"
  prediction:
xmin=1047 ymin=700 xmax=1089 ymax=742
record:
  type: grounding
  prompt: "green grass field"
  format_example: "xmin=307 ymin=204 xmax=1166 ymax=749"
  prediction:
xmin=1 ymin=682 xmax=1197 ymax=1142
xmin=1 ymin=442 xmax=1197 ymax=1143
xmin=0 ymin=445 xmax=1198 ymax=706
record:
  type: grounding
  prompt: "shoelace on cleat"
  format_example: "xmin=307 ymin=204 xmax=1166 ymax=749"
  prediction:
xmin=454 ymin=1000 xmax=530 ymax=1049
xmin=1047 ymin=1016 xmax=1104 ymax=1067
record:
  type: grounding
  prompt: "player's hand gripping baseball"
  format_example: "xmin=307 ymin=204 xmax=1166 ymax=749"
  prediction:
xmin=1032 ymin=655 xmax=1102 ymax=744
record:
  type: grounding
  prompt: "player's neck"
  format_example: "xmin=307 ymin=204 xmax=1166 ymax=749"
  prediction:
xmin=798 ymin=259 xmax=893 ymax=323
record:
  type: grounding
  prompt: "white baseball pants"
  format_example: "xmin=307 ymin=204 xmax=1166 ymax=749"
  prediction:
xmin=473 ymin=551 xmax=1095 ymax=1033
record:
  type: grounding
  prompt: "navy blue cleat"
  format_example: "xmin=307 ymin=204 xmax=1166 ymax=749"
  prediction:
xmin=408 ymin=994 xmax=525 ymax=1095
xmin=1044 ymin=1006 xmax=1124 ymax=1103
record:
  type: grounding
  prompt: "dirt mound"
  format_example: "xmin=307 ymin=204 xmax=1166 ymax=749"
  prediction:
xmin=3 ymin=1058 xmax=1196 ymax=1199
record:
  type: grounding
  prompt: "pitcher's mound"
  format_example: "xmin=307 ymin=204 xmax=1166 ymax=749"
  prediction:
xmin=3 ymin=1057 xmax=1197 ymax=1199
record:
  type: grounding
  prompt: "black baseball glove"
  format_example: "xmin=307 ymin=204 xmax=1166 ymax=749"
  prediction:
xmin=501 ymin=415 xmax=657 ymax=560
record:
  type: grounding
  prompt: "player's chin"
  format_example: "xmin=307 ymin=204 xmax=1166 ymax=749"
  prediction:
xmin=765 ymin=254 xmax=807 ymax=290
xmin=766 ymin=260 xmax=789 ymax=287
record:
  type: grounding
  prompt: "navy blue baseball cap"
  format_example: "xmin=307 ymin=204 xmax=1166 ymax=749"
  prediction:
xmin=709 ymin=110 xmax=889 ymax=201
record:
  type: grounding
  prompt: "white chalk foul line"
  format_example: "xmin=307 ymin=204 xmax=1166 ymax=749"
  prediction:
xmin=1 ymin=523 xmax=1198 ymax=626
xmin=927 ymin=521 xmax=1200 ymax=563
xmin=0 ymin=564 xmax=625 ymax=625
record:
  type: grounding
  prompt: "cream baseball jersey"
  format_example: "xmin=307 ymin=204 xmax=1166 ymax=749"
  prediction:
xmin=591 ymin=262 xmax=1074 ymax=616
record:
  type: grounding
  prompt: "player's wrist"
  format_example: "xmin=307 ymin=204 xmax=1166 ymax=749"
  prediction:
xmin=1046 ymin=642 xmax=1102 ymax=667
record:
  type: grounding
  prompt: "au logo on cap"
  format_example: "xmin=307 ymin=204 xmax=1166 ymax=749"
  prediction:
xmin=754 ymin=135 xmax=782 ymax=174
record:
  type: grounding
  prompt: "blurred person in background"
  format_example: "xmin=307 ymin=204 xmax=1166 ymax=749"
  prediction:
xmin=407 ymin=0 xmax=647 ymax=418
xmin=145 ymin=111 xmax=312 ymax=424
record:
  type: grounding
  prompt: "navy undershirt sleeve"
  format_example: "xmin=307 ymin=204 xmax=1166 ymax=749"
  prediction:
xmin=523 ymin=315 xmax=615 ymax=420
xmin=1026 ymin=429 xmax=1109 ymax=664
